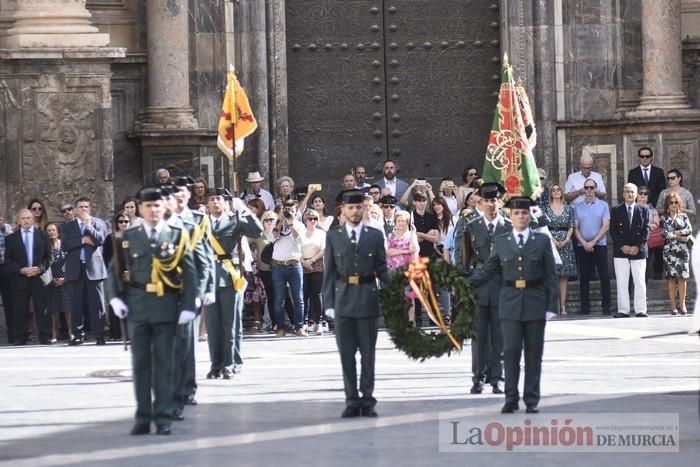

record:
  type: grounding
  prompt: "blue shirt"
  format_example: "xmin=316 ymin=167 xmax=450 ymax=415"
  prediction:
xmin=573 ymin=199 xmax=609 ymax=246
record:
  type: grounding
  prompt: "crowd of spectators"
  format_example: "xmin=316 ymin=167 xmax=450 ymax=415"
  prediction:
xmin=0 ymin=149 xmax=698 ymax=345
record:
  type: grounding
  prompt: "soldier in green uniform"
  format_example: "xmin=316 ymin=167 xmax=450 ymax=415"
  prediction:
xmin=204 ymin=188 xmax=262 ymax=379
xmin=469 ymin=197 xmax=558 ymax=414
xmin=457 ymin=183 xmax=511 ymax=395
xmin=168 ymin=178 xmax=215 ymax=418
xmin=107 ymin=187 xmax=198 ymax=435
xmin=323 ymin=190 xmax=389 ymax=418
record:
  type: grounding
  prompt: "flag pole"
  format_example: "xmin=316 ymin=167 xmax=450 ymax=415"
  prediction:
xmin=229 ymin=65 xmax=239 ymax=194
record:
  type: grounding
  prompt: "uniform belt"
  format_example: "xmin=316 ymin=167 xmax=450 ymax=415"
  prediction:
xmin=549 ymin=226 xmax=569 ymax=232
xmin=129 ymin=281 xmax=178 ymax=295
xmin=504 ymin=279 xmax=543 ymax=289
xmin=338 ymin=274 xmax=376 ymax=286
xmin=216 ymin=253 xmax=232 ymax=261
xmin=272 ymin=259 xmax=300 ymax=266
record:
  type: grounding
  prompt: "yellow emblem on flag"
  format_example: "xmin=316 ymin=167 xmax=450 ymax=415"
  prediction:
xmin=217 ymin=67 xmax=258 ymax=160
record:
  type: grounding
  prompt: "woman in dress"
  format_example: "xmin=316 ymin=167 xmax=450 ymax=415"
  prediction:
xmin=386 ymin=211 xmax=420 ymax=322
xmin=544 ymin=183 xmax=576 ymax=315
xmin=636 ymin=186 xmax=662 ymax=279
xmin=661 ymin=192 xmax=693 ymax=315
xmin=301 ymin=209 xmax=326 ymax=334
xmin=439 ymin=178 xmax=460 ymax=216
xmin=46 ymin=223 xmax=70 ymax=343
xmin=28 ymin=198 xmax=48 ymax=230
xmin=103 ymin=212 xmax=131 ymax=339
xmin=656 ymin=168 xmax=696 ymax=222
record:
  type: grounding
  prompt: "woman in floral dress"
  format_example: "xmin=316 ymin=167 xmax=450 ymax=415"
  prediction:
xmin=661 ymin=192 xmax=693 ymax=315
xmin=386 ymin=211 xmax=419 ymax=323
xmin=543 ymin=183 xmax=576 ymax=315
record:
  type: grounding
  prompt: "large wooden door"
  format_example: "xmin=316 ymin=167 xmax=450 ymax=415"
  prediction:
xmin=286 ymin=0 xmax=501 ymax=190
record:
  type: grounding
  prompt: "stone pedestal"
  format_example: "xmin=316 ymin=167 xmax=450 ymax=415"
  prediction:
xmin=628 ymin=0 xmax=700 ymax=117
xmin=137 ymin=0 xmax=197 ymax=130
xmin=1 ymin=0 xmax=109 ymax=48
xmin=0 ymin=47 xmax=126 ymax=220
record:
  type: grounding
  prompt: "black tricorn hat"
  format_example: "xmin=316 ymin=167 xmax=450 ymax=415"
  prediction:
xmin=340 ymin=189 xmax=365 ymax=205
xmin=159 ymin=184 xmax=177 ymax=196
xmin=205 ymin=188 xmax=229 ymax=199
xmin=478 ymin=182 xmax=507 ymax=199
xmin=506 ymin=196 xmax=536 ymax=210
xmin=138 ymin=187 xmax=166 ymax=202
xmin=172 ymin=176 xmax=195 ymax=188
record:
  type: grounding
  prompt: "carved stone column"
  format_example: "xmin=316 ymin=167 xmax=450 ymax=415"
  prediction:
xmin=629 ymin=0 xmax=699 ymax=115
xmin=138 ymin=0 xmax=197 ymax=130
xmin=1 ymin=0 xmax=109 ymax=48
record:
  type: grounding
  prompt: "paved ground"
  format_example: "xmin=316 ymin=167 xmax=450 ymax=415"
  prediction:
xmin=0 ymin=315 xmax=698 ymax=466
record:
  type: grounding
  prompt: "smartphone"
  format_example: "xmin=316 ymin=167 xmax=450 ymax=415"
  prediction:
xmin=308 ymin=183 xmax=322 ymax=192
xmin=416 ymin=178 xmax=426 ymax=186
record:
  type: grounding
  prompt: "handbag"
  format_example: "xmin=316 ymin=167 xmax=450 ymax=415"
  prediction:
xmin=39 ymin=267 xmax=53 ymax=287
xmin=647 ymin=227 xmax=664 ymax=250
xmin=260 ymin=241 xmax=275 ymax=266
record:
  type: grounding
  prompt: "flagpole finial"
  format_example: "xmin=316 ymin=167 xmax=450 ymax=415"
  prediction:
xmin=229 ymin=64 xmax=235 ymax=73
xmin=503 ymin=52 xmax=509 ymax=65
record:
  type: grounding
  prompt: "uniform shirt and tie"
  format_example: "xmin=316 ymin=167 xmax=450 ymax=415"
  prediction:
xmin=513 ymin=228 xmax=529 ymax=247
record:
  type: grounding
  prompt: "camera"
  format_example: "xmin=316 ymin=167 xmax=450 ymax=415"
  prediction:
xmin=283 ymin=209 xmax=294 ymax=220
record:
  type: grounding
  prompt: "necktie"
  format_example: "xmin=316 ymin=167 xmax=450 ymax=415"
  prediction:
xmin=628 ymin=206 xmax=633 ymax=227
xmin=23 ymin=230 xmax=32 ymax=266
xmin=350 ymin=229 xmax=357 ymax=248
xmin=643 ymin=168 xmax=649 ymax=184
xmin=150 ymin=229 xmax=158 ymax=243
xmin=518 ymin=233 xmax=524 ymax=247
xmin=487 ymin=223 xmax=495 ymax=237
xmin=79 ymin=221 xmax=86 ymax=262
xmin=214 ymin=219 xmax=220 ymax=231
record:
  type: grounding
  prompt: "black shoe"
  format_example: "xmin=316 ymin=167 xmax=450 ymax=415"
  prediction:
xmin=361 ymin=407 xmax=378 ymax=417
xmin=221 ymin=369 xmax=232 ymax=380
xmin=526 ymin=406 xmax=539 ymax=414
xmin=156 ymin=425 xmax=171 ymax=435
xmin=96 ymin=338 xmax=106 ymax=346
xmin=171 ymin=410 xmax=185 ymax=421
xmin=69 ymin=337 xmax=83 ymax=346
xmin=470 ymin=382 xmax=483 ymax=394
xmin=13 ymin=340 xmax=27 ymax=346
xmin=206 ymin=370 xmax=220 ymax=379
xmin=39 ymin=339 xmax=50 ymax=345
xmin=184 ymin=395 xmax=197 ymax=406
xmin=341 ymin=406 xmax=361 ymax=418
xmin=501 ymin=402 xmax=519 ymax=413
xmin=613 ymin=313 xmax=630 ymax=318
xmin=492 ymin=383 xmax=504 ymax=394
xmin=130 ymin=423 xmax=150 ymax=435
xmin=635 ymin=313 xmax=648 ymax=318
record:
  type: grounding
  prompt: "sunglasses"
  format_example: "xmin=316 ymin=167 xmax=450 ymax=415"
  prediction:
xmin=638 ymin=192 xmax=649 ymax=196
xmin=583 ymin=186 xmax=596 ymax=190
xmin=381 ymin=204 xmax=395 ymax=209
xmin=117 ymin=219 xmax=129 ymax=224
xmin=61 ymin=207 xmax=73 ymax=213
xmin=31 ymin=207 xmax=42 ymax=211
xmin=667 ymin=176 xmax=677 ymax=180
xmin=263 ymin=219 xmax=275 ymax=223
xmin=639 ymin=155 xmax=652 ymax=159
xmin=306 ymin=218 xmax=318 ymax=221
xmin=369 ymin=191 xmax=381 ymax=195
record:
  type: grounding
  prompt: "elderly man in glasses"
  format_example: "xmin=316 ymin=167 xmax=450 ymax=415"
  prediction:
xmin=564 ymin=154 xmax=607 ymax=205
xmin=573 ymin=179 xmax=611 ymax=315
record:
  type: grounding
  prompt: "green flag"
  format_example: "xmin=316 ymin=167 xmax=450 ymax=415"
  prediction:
xmin=482 ymin=54 xmax=542 ymax=200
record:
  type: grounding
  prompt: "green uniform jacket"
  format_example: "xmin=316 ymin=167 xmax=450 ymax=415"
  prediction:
xmin=210 ymin=212 xmax=262 ymax=288
xmin=463 ymin=215 xmax=512 ymax=307
xmin=453 ymin=210 xmax=482 ymax=273
xmin=322 ymin=225 xmax=389 ymax=318
xmin=106 ymin=223 xmax=197 ymax=323
xmin=470 ymin=231 xmax=558 ymax=321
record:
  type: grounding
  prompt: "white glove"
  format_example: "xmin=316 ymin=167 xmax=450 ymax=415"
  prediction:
xmin=325 ymin=308 xmax=335 ymax=319
xmin=530 ymin=205 xmax=543 ymax=219
xmin=545 ymin=311 xmax=557 ymax=321
xmin=178 ymin=310 xmax=196 ymax=324
xmin=202 ymin=292 xmax=216 ymax=306
xmin=110 ymin=298 xmax=129 ymax=319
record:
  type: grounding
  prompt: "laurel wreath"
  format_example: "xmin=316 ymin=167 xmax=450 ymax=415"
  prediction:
xmin=380 ymin=260 xmax=478 ymax=361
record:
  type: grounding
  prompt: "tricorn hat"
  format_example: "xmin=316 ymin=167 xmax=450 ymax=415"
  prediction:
xmin=341 ymin=189 xmax=365 ymax=205
xmin=138 ymin=187 xmax=166 ymax=202
xmin=505 ymin=196 xmax=536 ymax=210
xmin=172 ymin=176 xmax=195 ymax=188
xmin=478 ymin=182 xmax=507 ymax=199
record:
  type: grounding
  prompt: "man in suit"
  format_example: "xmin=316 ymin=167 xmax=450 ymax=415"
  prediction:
xmin=167 ymin=178 xmax=215 ymax=418
xmin=627 ymin=147 xmax=666 ymax=207
xmin=469 ymin=197 xmax=558 ymax=414
xmin=107 ymin=187 xmax=198 ymax=436
xmin=610 ymin=183 xmax=650 ymax=318
xmin=456 ymin=183 xmax=511 ymax=395
xmin=4 ymin=208 xmax=51 ymax=345
xmin=323 ymin=190 xmax=389 ymax=418
xmin=375 ymin=160 xmax=409 ymax=201
xmin=205 ymin=188 xmax=262 ymax=379
xmin=60 ymin=197 xmax=109 ymax=345
xmin=627 ymin=146 xmax=665 ymax=280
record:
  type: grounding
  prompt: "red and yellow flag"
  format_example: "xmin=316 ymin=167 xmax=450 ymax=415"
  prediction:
xmin=482 ymin=54 xmax=541 ymax=199
xmin=217 ymin=69 xmax=257 ymax=160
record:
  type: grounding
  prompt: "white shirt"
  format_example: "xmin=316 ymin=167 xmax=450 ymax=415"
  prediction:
xmin=301 ymin=228 xmax=326 ymax=260
xmin=564 ymin=170 xmax=606 ymax=205
xmin=512 ymin=228 xmax=530 ymax=245
xmin=241 ymin=187 xmax=275 ymax=211
xmin=383 ymin=178 xmax=397 ymax=196
xmin=625 ymin=202 xmax=636 ymax=225
xmin=484 ymin=214 xmax=502 ymax=233
xmin=272 ymin=220 xmax=305 ymax=261
xmin=143 ymin=220 xmax=165 ymax=240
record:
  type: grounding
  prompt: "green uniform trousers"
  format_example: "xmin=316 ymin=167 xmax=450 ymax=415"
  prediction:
xmin=172 ymin=318 xmax=197 ymax=410
xmin=501 ymin=319 xmax=546 ymax=407
xmin=129 ymin=320 xmax=177 ymax=426
xmin=335 ymin=315 xmax=378 ymax=409
xmin=205 ymin=288 xmax=242 ymax=371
